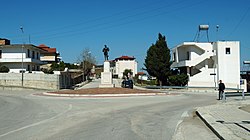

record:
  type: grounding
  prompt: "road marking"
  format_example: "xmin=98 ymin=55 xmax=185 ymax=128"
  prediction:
xmin=181 ymin=111 xmax=189 ymax=118
xmin=172 ymin=111 xmax=190 ymax=139
xmin=0 ymin=104 xmax=72 ymax=138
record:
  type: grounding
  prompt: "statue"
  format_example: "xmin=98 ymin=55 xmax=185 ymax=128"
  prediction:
xmin=102 ymin=45 xmax=109 ymax=61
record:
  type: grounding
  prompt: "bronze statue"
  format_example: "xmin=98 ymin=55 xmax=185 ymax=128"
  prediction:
xmin=102 ymin=45 xmax=109 ymax=61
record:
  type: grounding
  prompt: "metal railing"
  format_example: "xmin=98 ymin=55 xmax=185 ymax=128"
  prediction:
xmin=145 ymin=85 xmax=246 ymax=101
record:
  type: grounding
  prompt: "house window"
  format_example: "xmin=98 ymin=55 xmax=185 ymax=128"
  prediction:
xmin=226 ymin=48 xmax=230 ymax=54
xmin=32 ymin=51 xmax=35 ymax=59
xmin=27 ymin=49 xmax=30 ymax=58
xmin=28 ymin=65 xmax=31 ymax=72
xmin=187 ymin=51 xmax=190 ymax=60
xmin=32 ymin=65 xmax=35 ymax=71
xmin=36 ymin=52 xmax=39 ymax=59
xmin=173 ymin=52 xmax=176 ymax=62
xmin=0 ymin=50 xmax=2 ymax=58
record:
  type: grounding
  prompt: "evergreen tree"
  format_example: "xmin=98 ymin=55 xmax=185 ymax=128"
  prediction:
xmin=144 ymin=33 xmax=171 ymax=86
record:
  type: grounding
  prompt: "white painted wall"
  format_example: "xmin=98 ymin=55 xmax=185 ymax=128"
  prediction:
xmin=171 ymin=41 xmax=241 ymax=89
xmin=115 ymin=60 xmax=137 ymax=78
xmin=0 ymin=45 xmax=43 ymax=73
xmin=215 ymin=41 xmax=240 ymax=88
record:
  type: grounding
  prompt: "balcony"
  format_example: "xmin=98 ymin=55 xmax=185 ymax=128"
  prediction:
xmin=171 ymin=51 xmax=214 ymax=68
xmin=0 ymin=58 xmax=43 ymax=64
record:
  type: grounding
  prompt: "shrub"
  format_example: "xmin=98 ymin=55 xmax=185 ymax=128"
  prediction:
xmin=0 ymin=66 xmax=9 ymax=73
xmin=169 ymin=74 xmax=188 ymax=86
xmin=41 ymin=68 xmax=54 ymax=74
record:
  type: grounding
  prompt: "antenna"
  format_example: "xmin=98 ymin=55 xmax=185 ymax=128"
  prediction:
xmin=216 ymin=25 xmax=219 ymax=41
xmin=194 ymin=25 xmax=210 ymax=42
xmin=29 ymin=35 xmax=31 ymax=44
xmin=20 ymin=26 xmax=24 ymax=33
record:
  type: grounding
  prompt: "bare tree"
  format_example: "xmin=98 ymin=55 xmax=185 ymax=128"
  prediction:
xmin=77 ymin=48 xmax=97 ymax=81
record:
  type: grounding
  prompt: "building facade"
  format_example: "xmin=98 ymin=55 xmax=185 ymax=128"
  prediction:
xmin=0 ymin=39 xmax=46 ymax=73
xmin=171 ymin=41 xmax=240 ymax=88
xmin=113 ymin=56 xmax=138 ymax=78
xmin=38 ymin=44 xmax=61 ymax=63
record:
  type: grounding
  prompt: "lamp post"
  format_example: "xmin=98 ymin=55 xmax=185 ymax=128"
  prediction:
xmin=20 ymin=26 xmax=24 ymax=87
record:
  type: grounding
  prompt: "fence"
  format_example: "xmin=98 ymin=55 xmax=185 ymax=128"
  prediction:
xmin=145 ymin=85 xmax=247 ymax=100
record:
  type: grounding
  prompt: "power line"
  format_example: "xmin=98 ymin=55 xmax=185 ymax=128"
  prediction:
xmin=31 ymin=0 xmax=205 ymax=41
xmin=227 ymin=7 xmax=250 ymax=38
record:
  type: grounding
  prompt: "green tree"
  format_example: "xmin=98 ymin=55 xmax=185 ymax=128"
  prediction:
xmin=144 ymin=33 xmax=171 ymax=86
xmin=123 ymin=69 xmax=132 ymax=79
xmin=51 ymin=61 xmax=66 ymax=71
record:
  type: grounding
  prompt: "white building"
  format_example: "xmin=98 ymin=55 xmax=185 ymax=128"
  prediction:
xmin=171 ymin=41 xmax=240 ymax=88
xmin=113 ymin=56 xmax=138 ymax=78
xmin=0 ymin=41 xmax=46 ymax=73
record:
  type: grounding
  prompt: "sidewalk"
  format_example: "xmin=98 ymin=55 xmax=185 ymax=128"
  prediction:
xmin=196 ymin=98 xmax=250 ymax=140
xmin=78 ymin=78 xmax=122 ymax=89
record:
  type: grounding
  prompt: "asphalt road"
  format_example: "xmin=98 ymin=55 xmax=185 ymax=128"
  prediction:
xmin=0 ymin=89 xmax=217 ymax=140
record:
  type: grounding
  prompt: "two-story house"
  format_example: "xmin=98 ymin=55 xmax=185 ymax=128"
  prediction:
xmin=0 ymin=38 xmax=46 ymax=73
xmin=171 ymin=41 xmax=240 ymax=89
xmin=113 ymin=56 xmax=138 ymax=78
xmin=38 ymin=44 xmax=61 ymax=63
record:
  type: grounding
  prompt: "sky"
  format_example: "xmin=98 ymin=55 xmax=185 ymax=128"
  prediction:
xmin=0 ymin=0 xmax=250 ymax=70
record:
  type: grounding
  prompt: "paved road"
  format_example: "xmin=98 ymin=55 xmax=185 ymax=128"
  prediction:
xmin=0 ymin=89 xmax=217 ymax=140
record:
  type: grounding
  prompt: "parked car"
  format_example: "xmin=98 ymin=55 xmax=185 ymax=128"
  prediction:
xmin=122 ymin=79 xmax=133 ymax=89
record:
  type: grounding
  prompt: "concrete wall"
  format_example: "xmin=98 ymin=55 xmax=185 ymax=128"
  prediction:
xmin=0 ymin=73 xmax=72 ymax=90
xmin=171 ymin=41 xmax=241 ymax=89
xmin=215 ymin=41 xmax=240 ymax=88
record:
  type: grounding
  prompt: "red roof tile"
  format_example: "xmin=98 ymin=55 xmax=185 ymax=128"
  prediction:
xmin=38 ymin=44 xmax=56 ymax=53
xmin=115 ymin=56 xmax=135 ymax=61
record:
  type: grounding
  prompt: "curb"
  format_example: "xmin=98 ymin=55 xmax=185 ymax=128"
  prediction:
xmin=195 ymin=110 xmax=225 ymax=140
xmin=196 ymin=106 xmax=242 ymax=140
xmin=42 ymin=92 xmax=167 ymax=97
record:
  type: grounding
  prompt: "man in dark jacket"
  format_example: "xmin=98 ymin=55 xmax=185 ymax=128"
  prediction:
xmin=218 ymin=80 xmax=225 ymax=100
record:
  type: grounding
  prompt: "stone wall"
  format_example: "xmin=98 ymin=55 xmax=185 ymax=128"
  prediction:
xmin=0 ymin=73 xmax=72 ymax=90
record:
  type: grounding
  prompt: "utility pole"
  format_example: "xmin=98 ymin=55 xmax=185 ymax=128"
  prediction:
xmin=20 ymin=26 xmax=24 ymax=87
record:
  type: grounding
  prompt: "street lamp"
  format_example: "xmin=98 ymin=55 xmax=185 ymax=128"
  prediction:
xmin=82 ymin=51 xmax=91 ymax=82
xmin=20 ymin=26 xmax=24 ymax=87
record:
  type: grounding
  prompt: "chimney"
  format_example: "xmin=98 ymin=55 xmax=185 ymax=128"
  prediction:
xmin=0 ymin=38 xmax=10 ymax=45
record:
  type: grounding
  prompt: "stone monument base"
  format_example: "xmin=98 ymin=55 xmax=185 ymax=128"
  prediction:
xmin=99 ymin=61 xmax=114 ymax=88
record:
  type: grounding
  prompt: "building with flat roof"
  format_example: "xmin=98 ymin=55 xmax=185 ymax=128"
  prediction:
xmin=171 ymin=41 xmax=240 ymax=89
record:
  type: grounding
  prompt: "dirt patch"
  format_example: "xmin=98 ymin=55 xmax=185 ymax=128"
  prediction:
xmin=50 ymin=88 xmax=161 ymax=95
xmin=239 ymin=104 xmax=250 ymax=113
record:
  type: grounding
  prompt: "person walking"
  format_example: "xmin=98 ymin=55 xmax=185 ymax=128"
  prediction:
xmin=218 ymin=80 xmax=225 ymax=100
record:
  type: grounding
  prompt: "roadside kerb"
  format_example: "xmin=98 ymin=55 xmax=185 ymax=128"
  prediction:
xmin=42 ymin=92 xmax=167 ymax=97
xmin=196 ymin=108 xmax=236 ymax=140
xmin=196 ymin=104 xmax=249 ymax=140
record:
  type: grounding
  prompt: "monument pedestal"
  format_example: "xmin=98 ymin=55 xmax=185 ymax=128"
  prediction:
xmin=99 ymin=61 xmax=114 ymax=88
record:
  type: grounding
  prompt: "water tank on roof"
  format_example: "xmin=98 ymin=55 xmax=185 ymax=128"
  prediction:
xmin=199 ymin=25 xmax=209 ymax=30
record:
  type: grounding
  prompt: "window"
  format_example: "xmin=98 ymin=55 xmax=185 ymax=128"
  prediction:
xmin=28 ymin=65 xmax=31 ymax=72
xmin=0 ymin=50 xmax=2 ymax=58
xmin=27 ymin=49 xmax=30 ymax=58
xmin=36 ymin=52 xmax=39 ymax=59
xmin=173 ymin=52 xmax=176 ymax=62
xmin=32 ymin=51 xmax=35 ymax=59
xmin=226 ymin=48 xmax=230 ymax=54
xmin=187 ymin=51 xmax=190 ymax=60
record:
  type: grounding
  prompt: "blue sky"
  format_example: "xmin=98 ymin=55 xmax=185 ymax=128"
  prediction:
xmin=1 ymin=0 xmax=250 ymax=70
